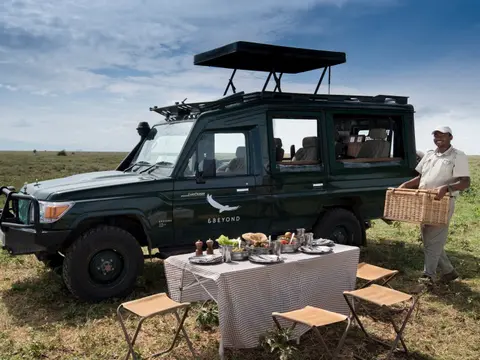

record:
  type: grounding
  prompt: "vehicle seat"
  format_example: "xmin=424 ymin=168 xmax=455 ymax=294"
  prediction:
xmin=225 ymin=146 xmax=246 ymax=173
xmin=293 ymin=137 xmax=318 ymax=161
xmin=356 ymin=128 xmax=390 ymax=158
xmin=274 ymin=138 xmax=285 ymax=161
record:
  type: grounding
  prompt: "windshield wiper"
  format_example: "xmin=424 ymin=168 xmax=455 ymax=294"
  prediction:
xmin=140 ymin=161 xmax=174 ymax=174
xmin=123 ymin=161 xmax=151 ymax=173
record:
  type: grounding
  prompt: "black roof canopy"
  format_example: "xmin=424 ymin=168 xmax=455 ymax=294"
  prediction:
xmin=194 ymin=41 xmax=346 ymax=74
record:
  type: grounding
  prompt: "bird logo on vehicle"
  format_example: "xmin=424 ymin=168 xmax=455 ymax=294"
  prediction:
xmin=206 ymin=194 xmax=240 ymax=213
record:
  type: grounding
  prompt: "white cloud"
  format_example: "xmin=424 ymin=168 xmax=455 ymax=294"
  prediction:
xmin=0 ymin=0 xmax=478 ymax=156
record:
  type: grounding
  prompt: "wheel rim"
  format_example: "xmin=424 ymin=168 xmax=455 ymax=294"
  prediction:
xmin=330 ymin=226 xmax=349 ymax=244
xmin=89 ymin=249 xmax=124 ymax=284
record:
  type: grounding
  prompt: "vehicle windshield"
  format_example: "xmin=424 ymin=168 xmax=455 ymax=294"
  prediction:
xmin=130 ymin=121 xmax=193 ymax=176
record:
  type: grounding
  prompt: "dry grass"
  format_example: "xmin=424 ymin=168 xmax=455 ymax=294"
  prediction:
xmin=0 ymin=151 xmax=479 ymax=360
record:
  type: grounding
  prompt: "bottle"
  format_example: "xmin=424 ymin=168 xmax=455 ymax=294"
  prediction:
xmin=206 ymin=238 xmax=214 ymax=255
xmin=195 ymin=240 xmax=203 ymax=256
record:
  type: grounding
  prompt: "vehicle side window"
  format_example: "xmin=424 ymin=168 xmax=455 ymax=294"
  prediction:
xmin=183 ymin=131 xmax=248 ymax=177
xmin=271 ymin=117 xmax=323 ymax=173
xmin=332 ymin=114 xmax=405 ymax=168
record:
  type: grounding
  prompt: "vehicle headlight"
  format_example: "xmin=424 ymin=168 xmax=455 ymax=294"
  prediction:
xmin=29 ymin=201 xmax=75 ymax=224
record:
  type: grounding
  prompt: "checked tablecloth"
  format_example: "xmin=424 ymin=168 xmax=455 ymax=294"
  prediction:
xmin=163 ymin=244 xmax=360 ymax=350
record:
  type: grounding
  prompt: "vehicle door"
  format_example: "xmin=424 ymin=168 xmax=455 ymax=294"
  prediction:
xmin=173 ymin=125 xmax=260 ymax=246
xmin=263 ymin=111 xmax=329 ymax=234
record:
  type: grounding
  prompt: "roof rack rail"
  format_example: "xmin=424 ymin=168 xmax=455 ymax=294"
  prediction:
xmin=149 ymin=91 xmax=409 ymax=122
xmin=149 ymin=92 xmax=247 ymax=121
xmin=194 ymin=41 xmax=347 ymax=96
xmin=253 ymin=92 xmax=409 ymax=105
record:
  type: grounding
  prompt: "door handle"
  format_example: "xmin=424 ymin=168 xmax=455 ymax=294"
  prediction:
xmin=313 ymin=183 xmax=324 ymax=188
xmin=236 ymin=188 xmax=249 ymax=193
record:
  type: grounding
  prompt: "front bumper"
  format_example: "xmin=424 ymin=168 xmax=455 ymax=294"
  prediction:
xmin=0 ymin=187 xmax=70 ymax=255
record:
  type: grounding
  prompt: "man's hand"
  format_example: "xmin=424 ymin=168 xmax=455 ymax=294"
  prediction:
xmin=434 ymin=185 xmax=449 ymax=200
xmin=398 ymin=176 xmax=420 ymax=189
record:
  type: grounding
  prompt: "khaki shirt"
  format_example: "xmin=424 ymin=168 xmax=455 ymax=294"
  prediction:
xmin=415 ymin=146 xmax=470 ymax=197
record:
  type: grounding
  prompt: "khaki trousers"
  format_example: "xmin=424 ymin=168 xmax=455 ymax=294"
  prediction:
xmin=421 ymin=199 xmax=455 ymax=280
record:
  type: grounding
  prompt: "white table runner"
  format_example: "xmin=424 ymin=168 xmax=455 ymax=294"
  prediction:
xmin=164 ymin=244 xmax=360 ymax=350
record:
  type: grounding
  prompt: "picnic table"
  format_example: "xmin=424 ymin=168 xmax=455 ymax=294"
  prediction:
xmin=164 ymin=243 xmax=360 ymax=358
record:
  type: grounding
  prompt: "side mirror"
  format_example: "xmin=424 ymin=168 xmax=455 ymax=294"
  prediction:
xmin=195 ymin=170 xmax=205 ymax=184
xmin=196 ymin=159 xmax=216 ymax=183
xmin=136 ymin=122 xmax=151 ymax=138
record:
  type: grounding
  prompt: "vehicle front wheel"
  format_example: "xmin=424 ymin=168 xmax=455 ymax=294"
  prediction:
xmin=62 ymin=225 xmax=144 ymax=302
xmin=313 ymin=208 xmax=363 ymax=246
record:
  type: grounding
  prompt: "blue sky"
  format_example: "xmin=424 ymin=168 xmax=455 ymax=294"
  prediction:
xmin=1 ymin=0 xmax=479 ymax=154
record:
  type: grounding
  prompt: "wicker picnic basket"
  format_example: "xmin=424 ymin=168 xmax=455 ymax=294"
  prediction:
xmin=383 ymin=187 xmax=451 ymax=225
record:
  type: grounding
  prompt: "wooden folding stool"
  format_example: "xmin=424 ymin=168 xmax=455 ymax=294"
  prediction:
xmin=117 ymin=293 xmax=196 ymax=360
xmin=272 ymin=306 xmax=352 ymax=359
xmin=356 ymin=262 xmax=399 ymax=289
xmin=343 ymin=284 xmax=420 ymax=359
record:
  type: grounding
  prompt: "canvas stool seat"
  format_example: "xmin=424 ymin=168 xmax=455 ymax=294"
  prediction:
xmin=356 ymin=262 xmax=399 ymax=289
xmin=272 ymin=306 xmax=352 ymax=359
xmin=117 ymin=293 xmax=196 ymax=359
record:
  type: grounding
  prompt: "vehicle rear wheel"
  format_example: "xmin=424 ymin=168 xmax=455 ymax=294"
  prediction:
xmin=313 ymin=208 xmax=363 ymax=246
xmin=62 ymin=225 xmax=144 ymax=302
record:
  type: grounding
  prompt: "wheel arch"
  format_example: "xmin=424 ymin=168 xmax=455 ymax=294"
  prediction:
xmin=61 ymin=212 xmax=152 ymax=254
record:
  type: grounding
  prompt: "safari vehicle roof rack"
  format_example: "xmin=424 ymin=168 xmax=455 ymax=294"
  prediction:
xmin=149 ymin=91 xmax=409 ymax=122
xmin=149 ymin=41 xmax=409 ymax=121
xmin=149 ymin=91 xmax=248 ymax=121
xmin=194 ymin=41 xmax=346 ymax=96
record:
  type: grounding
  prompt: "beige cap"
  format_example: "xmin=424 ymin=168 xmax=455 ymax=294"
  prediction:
xmin=432 ymin=126 xmax=452 ymax=135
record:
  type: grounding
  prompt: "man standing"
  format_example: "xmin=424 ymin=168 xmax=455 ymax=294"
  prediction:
xmin=399 ymin=126 xmax=471 ymax=285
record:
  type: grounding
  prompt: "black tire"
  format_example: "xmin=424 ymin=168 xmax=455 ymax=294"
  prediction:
xmin=35 ymin=252 xmax=64 ymax=269
xmin=62 ymin=225 xmax=144 ymax=302
xmin=313 ymin=208 xmax=363 ymax=246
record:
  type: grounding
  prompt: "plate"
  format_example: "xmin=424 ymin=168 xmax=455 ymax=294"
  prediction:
xmin=188 ymin=254 xmax=223 ymax=265
xmin=299 ymin=245 xmax=333 ymax=254
xmin=249 ymin=254 xmax=284 ymax=264
xmin=312 ymin=238 xmax=335 ymax=247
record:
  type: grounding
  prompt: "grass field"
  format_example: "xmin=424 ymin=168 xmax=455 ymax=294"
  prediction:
xmin=0 ymin=151 xmax=479 ymax=360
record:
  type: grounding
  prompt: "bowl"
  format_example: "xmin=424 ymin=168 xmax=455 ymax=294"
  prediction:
xmin=247 ymin=246 xmax=271 ymax=255
xmin=281 ymin=243 xmax=299 ymax=253
xmin=231 ymin=249 xmax=249 ymax=261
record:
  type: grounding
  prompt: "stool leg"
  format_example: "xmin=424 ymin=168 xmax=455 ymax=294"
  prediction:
xmin=272 ymin=316 xmax=297 ymax=332
xmin=312 ymin=327 xmax=333 ymax=358
xmin=343 ymin=294 xmax=369 ymax=339
xmin=151 ymin=306 xmax=192 ymax=358
xmin=385 ymin=297 xmax=418 ymax=360
xmin=117 ymin=305 xmax=146 ymax=360
xmin=174 ymin=310 xmax=197 ymax=358
xmin=381 ymin=272 xmax=398 ymax=288
xmin=332 ymin=316 xmax=352 ymax=359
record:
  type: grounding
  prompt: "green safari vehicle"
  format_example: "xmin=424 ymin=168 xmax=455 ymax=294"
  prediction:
xmin=0 ymin=41 xmax=417 ymax=302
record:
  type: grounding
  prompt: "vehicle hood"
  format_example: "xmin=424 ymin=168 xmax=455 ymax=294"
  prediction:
xmin=20 ymin=170 xmax=168 ymax=200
